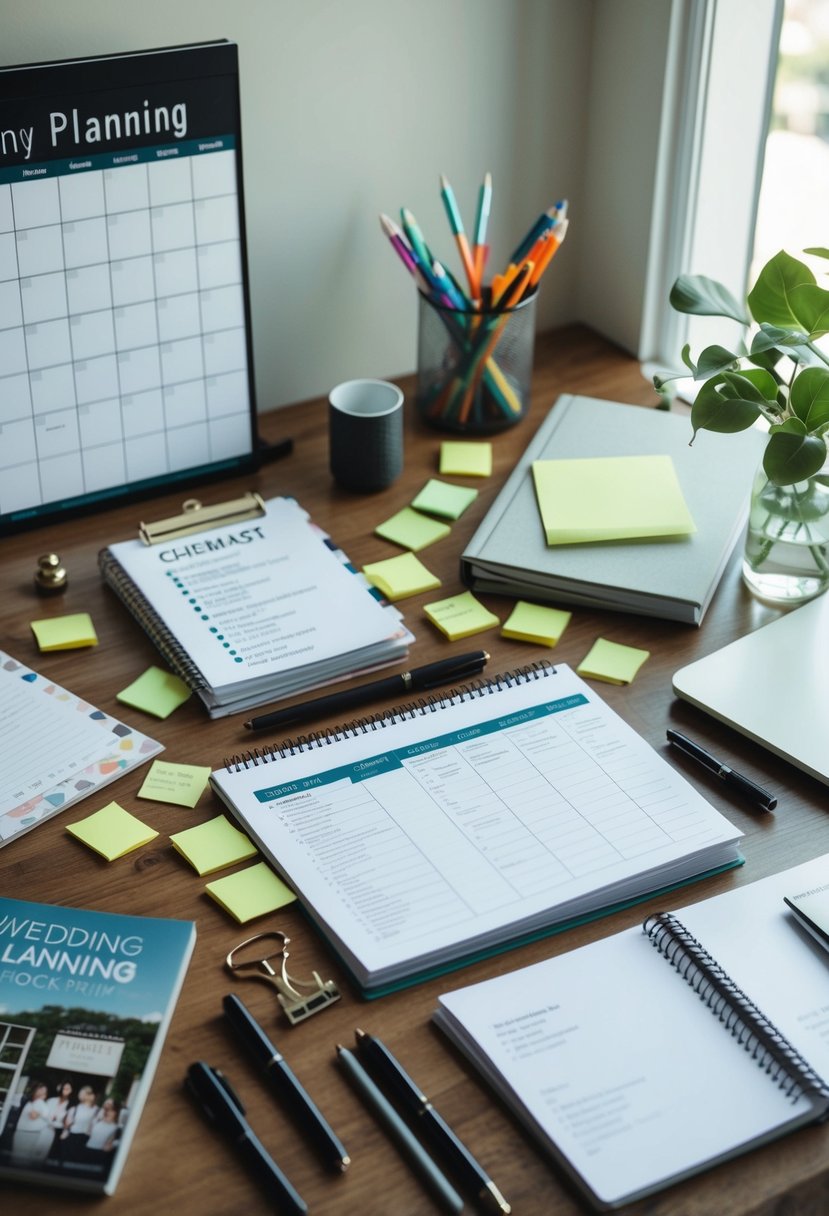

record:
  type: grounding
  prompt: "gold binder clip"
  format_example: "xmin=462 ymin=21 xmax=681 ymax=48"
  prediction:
xmin=139 ymin=491 xmax=266 ymax=545
xmin=225 ymin=930 xmax=341 ymax=1026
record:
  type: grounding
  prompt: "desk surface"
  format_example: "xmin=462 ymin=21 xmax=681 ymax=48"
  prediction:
xmin=2 ymin=324 xmax=826 ymax=1216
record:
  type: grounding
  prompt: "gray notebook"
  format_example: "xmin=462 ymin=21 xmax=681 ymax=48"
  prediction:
xmin=673 ymin=592 xmax=829 ymax=784
xmin=460 ymin=394 xmax=765 ymax=624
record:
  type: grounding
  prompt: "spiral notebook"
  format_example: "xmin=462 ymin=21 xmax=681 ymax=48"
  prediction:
xmin=209 ymin=662 xmax=742 ymax=996
xmin=434 ymin=854 xmax=829 ymax=1210
xmin=99 ymin=495 xmax=412 ymax=718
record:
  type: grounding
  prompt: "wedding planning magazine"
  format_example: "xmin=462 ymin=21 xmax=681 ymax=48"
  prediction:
xmin=99 ymin=495 xmax=413 ymax=717
xmin=433 ymin=853 xmax=829 ymax=1210
xmin=0 ymin=651 xmax=162 ymax=846
xmin=210 ymin=663 xmax=743 ymax=994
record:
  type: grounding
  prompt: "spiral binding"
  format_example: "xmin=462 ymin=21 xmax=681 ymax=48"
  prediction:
xmin=223 ymin=660 xmax=556 ymax=771
xmin=644 ymin=912 xmax=829 ymax=1107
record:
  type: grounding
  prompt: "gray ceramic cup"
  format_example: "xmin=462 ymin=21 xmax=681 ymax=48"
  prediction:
xmin=328 ymin=378 xmax=404 ymax=492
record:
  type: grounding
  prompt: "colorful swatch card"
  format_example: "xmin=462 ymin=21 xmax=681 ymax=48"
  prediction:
xmin=66 ymin=801 xmax=159 ymax=860
xmin=138 ymin=760 xmax=211 ymax=808
xmin=0 ymin=649 xmax=163 ymax=847
xmin=375 ymin=507 xmax=451 ymax=551
xmin=362 ymin=552 xmax=441 ymax=601
xmin=502 ymin=601 xmax=572 ymax=647
xmin=576 ymin=638 xmax=650 ymax=685
xmin=205 ymin=860 xmax=296 ymax=923
xmin=170 ymin=814 xmax=258 ymax=876
xmin=440 ymin=441 xmax=493 ymax=477
xmin=424 ymin=591 xmax=500 ymax=640
xmin=30 ymin=612 xmax=98 ymax=651
xmin=531 ymin=455 xmax=696 ymax=544
xmin=117 ymin=666 xmax=192 ymax=718
xmin=411 ymin=479 xmax=478 ymax=520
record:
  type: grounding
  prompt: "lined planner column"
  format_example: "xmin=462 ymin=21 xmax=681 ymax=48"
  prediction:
xmin=0 ymin=179 xmax=34 ymax=513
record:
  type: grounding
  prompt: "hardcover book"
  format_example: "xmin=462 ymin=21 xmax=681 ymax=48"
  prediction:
xmin=460 ymin=394 xmax=765 ymax=624
xmin=0 ymin=898 xmax=195 ymax=1195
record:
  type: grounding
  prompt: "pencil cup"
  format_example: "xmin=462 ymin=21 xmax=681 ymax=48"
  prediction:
xmin=415 ymin=289 xmax=537 ymax=433
xmin=329 ymin=379 xmax=404 ymax=493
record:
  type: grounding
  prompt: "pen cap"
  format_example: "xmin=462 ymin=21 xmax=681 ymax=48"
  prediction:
xmin=415 ymin=289 xmax=536 ymax=434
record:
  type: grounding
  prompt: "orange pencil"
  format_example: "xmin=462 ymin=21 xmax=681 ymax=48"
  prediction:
xmin=439 ymin=173 xmax=478 ymax=297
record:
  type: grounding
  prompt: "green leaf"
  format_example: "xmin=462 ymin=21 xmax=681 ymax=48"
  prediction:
xmin=722 ymin=368 xmax=779 ymax=402
xmin=788 ymin=283 xmax=829 ymax=338
xmin=691 ymin=376 xmax=762 ymax=436
xmin=763 ymin=422 xmax=827 ymax=485
xmin=680 ymin=343 xmax=695 ymax=373
xmin=747 ymin=250 xmax=816 ymax=329
xmin=694 ymin=345 xmax=741 ymax=379
xmin=669 ymin=274 xmax=748 ymax=323
xmin=750 ymin=323 xmax=809 ymax=352
xmin=803 ymin=247 xmax=829 ymax=260
xmin=789 ymin=367 xmax=829 ymax=430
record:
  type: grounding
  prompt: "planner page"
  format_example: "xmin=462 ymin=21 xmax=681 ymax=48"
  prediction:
xmin=211 ymin=664 xmax=742 ymax=989
xmin=0 ymin=651 xmax=162 ymax=844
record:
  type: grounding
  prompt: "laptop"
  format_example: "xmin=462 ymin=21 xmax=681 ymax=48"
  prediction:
xmin=672 ymin=592 xmax=829 ymax=786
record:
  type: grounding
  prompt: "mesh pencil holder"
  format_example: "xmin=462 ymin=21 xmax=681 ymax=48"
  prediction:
xmin=415 ymin=288 xmax=536 ymax=433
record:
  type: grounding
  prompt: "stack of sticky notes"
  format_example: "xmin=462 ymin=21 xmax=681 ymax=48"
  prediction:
xmin=363 ymin=552 xmax=441 ymax=601
xmin=375 ymin=506 xmax=451 ymax=551
xmin=531 ymin=455 xmax=696 ymax=545
xmin=411 ymin=478 xmax=478 ymax=520
xmin=502 ymin=601 xmax=571 ymax=647
xmin=440 ymin=440 xmax=493 ymax=478
xmin=117 ymin=666 xmax=191 ymax=718
xmin=577 ymin=638 xmax=650 ymax=685
xmin=170 ymin=814 xmax=258 ymax=876
xmin=206 ymin=861 xmax=296 ymax=923
xmin=66 ymin=801 xmax=158 ymax=860
xmin=424 ymin=591 xmax=499 ymax=640
xmin=31 ymin=612 xmax=98 ymax=651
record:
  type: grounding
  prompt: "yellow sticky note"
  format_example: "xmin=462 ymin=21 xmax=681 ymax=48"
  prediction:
xmin=577 ymin=638 xmax=650 ymax=685
xmin=424 ymin=590 xmax=500 ymax=640
xmin=411 ymin=479 xmax=478 ymax=520
xmin=502 ymin=601 xmax=572 ymax=647
xmin=375 ymin=506 xmax=451 ymax=551
xmin=440 ymin=440 xmax=493 ymax=477
xmin=531 ymin=455 xmax=696 ymax=544
xmin=170 ymin=814 xmax=258 ymax=876
xmin=363 ymin=552 xmax=441 ymax=601
xmin=206 ymin=860 xmax=296 ymax=923
xmin=138 ymin=759 xmax=211 ymax=808
xmin=66 ymin=801 xmax=158 ymax=860
xmin=31 ymin=612 xmax=98 ymax=651
xmin=117 ymin=666 xmax=191 ymax=718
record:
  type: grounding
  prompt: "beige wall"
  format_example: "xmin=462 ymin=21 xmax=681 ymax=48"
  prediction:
xmin=2 ymin=1 xmax=674 ymax=409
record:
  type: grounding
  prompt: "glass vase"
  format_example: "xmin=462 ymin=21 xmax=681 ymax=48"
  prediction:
xmin=742 ymin=457 xmax=829 ymax=605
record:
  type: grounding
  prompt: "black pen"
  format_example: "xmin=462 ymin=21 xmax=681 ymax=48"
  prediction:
xmin=666 ymin=729 xmax=778 ymax=811
xmin=223 ymin=993 xmax=350 ymax=1173
xmin=185 ymin=1061 xmax=307 ymax=1215
xmin=355 ymin=1028 xmax=511 ymax=1214
xmin=336 ymin=1044 xmax=464 ymax=1214
xmin=244 ymin=650 xmax=491 ymax=731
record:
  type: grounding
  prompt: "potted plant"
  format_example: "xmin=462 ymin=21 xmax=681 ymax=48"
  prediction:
xmin=656 ymin=248 xmax=829 ymax=604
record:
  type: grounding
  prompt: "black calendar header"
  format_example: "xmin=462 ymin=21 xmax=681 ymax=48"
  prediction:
xmin=0 ymin=41 xmax=240 ymax=166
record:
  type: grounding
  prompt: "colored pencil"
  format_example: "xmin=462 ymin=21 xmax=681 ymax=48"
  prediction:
xmin=439 ymin=173 xmax=478 ymax=296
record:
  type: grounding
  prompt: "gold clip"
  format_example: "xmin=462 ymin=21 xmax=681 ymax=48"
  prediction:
xmin=225 ymin=930 xmax=340 ymax=1026
xmin=139 ymin=491 xmax=266 ymax=545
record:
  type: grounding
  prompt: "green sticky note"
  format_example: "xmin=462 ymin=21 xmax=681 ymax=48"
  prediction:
xmin=206 ymin=860 xmax=296 ymax=923
xmin=31 ymin=612 xmax=98 ymax=651
xmin=424 ymin=590 xmax=500 ymax=640
xmin=66 ymin=801 xmax=158 ymax=860
xmin=375 ymin=506 xmax=451 ymax=551
xmin=363 ymin=552 xmax=441 ymax=601
xmin=411 ymin=478 xmax=478 ymax=520
xmin=439 ymin=440 xmax=493 ymax=477
xmin=531 ymin=455 xmax=696 ymax=544
xmin=170 ymin=814 xmax=259 ymax=876
xmin=138 ymin=759 xmax=211 ymax=808
xmin=502 ymin=601 xmax=572 ymax=647
xmin=117 ymin=666 xmax=191 ymax=718
xmin=577 ymin=638 xmax=650 ymax=685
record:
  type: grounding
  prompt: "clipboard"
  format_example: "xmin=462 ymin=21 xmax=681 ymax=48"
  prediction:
xmin=138 ymin=492 xmax=267 ymax=545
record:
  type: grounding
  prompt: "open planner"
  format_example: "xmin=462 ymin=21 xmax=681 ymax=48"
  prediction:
xmin=210 ymin=663 xmax=742 ymax=995
xmin=99 ymin=495 xmax=413 ymax=717
xmin=434 ymin=853 xmax=829 ymax=1210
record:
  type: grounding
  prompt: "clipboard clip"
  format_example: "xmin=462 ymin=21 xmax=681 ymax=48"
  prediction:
xmin=139 ymin=492 xmax=266 ymax=545
xmin=225 ymin=930 xmax=341 ymax=1026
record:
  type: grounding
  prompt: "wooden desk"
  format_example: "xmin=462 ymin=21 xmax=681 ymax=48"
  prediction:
xmin=2 ymin=324 xmax=827 ymax=1216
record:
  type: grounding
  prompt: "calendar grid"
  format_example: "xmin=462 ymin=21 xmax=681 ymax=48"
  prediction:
xmin=0 ymin=136 xmax=254 ymax=517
